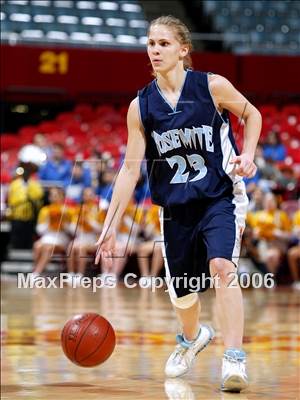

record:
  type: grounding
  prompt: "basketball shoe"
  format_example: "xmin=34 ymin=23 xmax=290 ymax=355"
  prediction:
xmin=221 ymin=349 xmax=248 ymax=392
xmin=165 ymin=324 xmax=214 ymax=378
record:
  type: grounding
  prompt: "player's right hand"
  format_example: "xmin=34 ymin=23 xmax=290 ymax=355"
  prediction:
xmin=95 ymin=226 xmax=117 ymax=267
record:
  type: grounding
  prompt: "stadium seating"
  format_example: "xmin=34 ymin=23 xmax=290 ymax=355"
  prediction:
xmin=0 ymin=0 xmax=148 ymax=47
xmin=202 ymin=0 xmax=300 ymax=54
xmin=2 ymin=1 xmax=299 ymax=54
xmin=1 ymin=103 xmax=300 ymax=184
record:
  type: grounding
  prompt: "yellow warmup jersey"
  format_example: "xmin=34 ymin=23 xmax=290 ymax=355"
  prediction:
xmin=7 ymin=177 xmax=44 ymax=221
xmin=145 ymin=205 xmax=161 ymax=235
xmin=293 ymin=210 xmax=300 ymax=228
xmin=37 ymin=203 xmax=72 ymax=232
xmin=249 ymin=209 xmax=291 ymax=240
xmin=71 ymin=203 xmax=106 ymax=233
xmin=119 ymin=202 xmax=143 ymax=235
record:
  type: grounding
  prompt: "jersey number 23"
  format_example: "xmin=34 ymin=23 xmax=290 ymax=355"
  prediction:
xmin=166 ymin=154 xmax=207 ymax=184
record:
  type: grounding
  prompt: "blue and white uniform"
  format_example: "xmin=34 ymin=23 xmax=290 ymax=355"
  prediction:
xmin=138 ymin=70 xmax=248 ymax=298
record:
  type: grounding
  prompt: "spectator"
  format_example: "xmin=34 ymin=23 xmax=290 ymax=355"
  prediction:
xmin=38 ymin=143 xmax=72 ymax=186
xmin=248 ymin=192 xmax=291 ymax=276
xmin=240 ymin=226 xmax=268 ymax=275
xmin=263 ymin=131 xmax=286 ymax=162
xmin=276 ymin=165 xmax=297 ymax=193
xmin=248 ymin=187 xmax=264 ymax=212
xmin=253 ymin=143 xmax=266 ymax=170
xmin=136 ymin=204 xmax=163 ymax=281
xmin=7 ymin=162 xmax=44 ymax=249
xmin=66 ymin=187 xmax=105 ymax=285
xmin=33 ymin=133 xmax=52 ymax=158
xmin=244 ymin=144 xmax=283 ymax=193
xmin=65 ymin=161 xmax=92 ymax=203
xmin=85 ymin=149 xmax=103 ymax=188
xmin=96 ymin=167 xmax=116 ymax=205
xmin=102 ymin=199 xmax=143 ymax=279
xmin=258 ymin=158 xmax=282 ymax=192
xmin=288 ymin=209 xmax=300 ymax=290
xmin=32 ymin=187 xmax=72 ymax=276
xmin=117 ymin=153 xmax=151 ymax=204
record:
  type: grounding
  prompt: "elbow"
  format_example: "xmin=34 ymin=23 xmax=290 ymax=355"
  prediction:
xmin=255 ymin=108 xmax=262 ymax=123
xmin=244 ymin=106 xmax=262 ymax=125
xmin=252 ymin=107 xmax=262 ymax=123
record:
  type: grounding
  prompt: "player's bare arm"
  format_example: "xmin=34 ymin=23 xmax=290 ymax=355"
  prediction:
xmin=209 ymin=74 xmax=262 ymax=178
xmin=95 ymin=98 xmax=146 ymax=265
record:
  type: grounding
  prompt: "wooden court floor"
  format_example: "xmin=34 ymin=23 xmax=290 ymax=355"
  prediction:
xmin=1 ymin=277 xmax=300 ymax=399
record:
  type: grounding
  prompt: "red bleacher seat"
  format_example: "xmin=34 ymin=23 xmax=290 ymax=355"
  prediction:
xmin=259 ymin=105 xmax=278 ymax=117
xmin=95 ymin=105 xmax=115 ymax=117
xmin=18 ymin=126 xmax=38 ymax=143
xmin=281 ymin=104 xmax=300 ymax=117
xmin=38 ymin=121 xmax=61 ymax=134
xmin=58 ymin=118 xmax=84 ymax=137
xmin=2 ymin=103 xmax=299 ymax=188
xmin=1 ymin=170 xmax=11 ymax=184
xmin=287 ymin=141 xmax=300 ymax=163
xmin=1 ymin=134 xmax=20 ymax=151
xmin=45 ymin=131 xmax=67 ymax=145
xmin=119 ymin=105 xmax=129 ymax=118
xmin=56 ymin=112 xmax=78 ymax=123
xmin=74 ymin=104 xmax=95 ymax=122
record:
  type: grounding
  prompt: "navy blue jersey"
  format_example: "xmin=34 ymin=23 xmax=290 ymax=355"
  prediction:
xmin=138 ymin=69 xmax=240 ymax=207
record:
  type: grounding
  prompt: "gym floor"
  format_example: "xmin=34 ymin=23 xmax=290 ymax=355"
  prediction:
xmin=1 ymin=277 xmax=299 ymax=399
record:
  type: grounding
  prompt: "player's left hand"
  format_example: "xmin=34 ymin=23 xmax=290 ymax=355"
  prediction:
xmin=229 ymin=154 xmax=257 ymax=178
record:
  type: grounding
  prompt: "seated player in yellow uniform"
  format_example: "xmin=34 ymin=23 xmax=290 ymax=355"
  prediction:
xmin=248 ymin=192 xmax=291 ymax=274
xmin=33 ymin=187 xmax=72 ymax=276
xmin=67 ymin=187 xmax=106 ymax=285
xmin=137 ymin=204 xmax=164 ymax=282
xmin=7 ymin=165 xmax=44 ymax=249
xmin=287 ymin=209 xmax=300 ymax=289
xmin=105 ymin=199 xmax=143 ymax=279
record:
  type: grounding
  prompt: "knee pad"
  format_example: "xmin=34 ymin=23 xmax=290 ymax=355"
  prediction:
xmin=170 ymin=292 xmax=198 ymax=309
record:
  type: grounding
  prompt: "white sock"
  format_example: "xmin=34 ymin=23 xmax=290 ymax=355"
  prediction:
xmin=183 ymin=325 xmax=201 ymax=344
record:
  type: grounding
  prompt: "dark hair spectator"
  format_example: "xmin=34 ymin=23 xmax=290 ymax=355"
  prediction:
xmin=96 ymin=167 xmax=115 ymax=205
xmin=65 ymin=161 xmax=92 ymax=203
xmin=38 ymin=142 xmax=72 ymax=187
xmin=263 ymin=131 xmax=286 ymax=162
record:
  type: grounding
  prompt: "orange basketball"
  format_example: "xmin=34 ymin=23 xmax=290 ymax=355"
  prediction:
xmin=61 ymin=313 xmax=116 ymax=367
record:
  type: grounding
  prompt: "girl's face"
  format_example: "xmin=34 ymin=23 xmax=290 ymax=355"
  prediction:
xmin=49 ymin=188 xmax=64 ymax=204
xmin=147 ymin=25 xmax=188 ymax=74
xmin=263 ymin=194 xmax=277 ymax=211
xmin=83 ymin=187 xmax=94 ymax=203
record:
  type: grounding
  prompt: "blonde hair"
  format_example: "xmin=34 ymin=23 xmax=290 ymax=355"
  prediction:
xmin=148 ymin=15 xmax=193 ymax=69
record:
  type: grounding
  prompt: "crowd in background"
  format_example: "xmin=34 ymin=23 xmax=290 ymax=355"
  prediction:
xmin=2 ymin=128 xmax=300 ymax=289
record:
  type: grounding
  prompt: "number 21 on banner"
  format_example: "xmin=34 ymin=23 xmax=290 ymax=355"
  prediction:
xmin=39 ymin=51 xmax=69 ymax=74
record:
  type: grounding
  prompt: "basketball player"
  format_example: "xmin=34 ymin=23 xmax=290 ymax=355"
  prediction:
xmin=33 ymin=187 xmax=71 ymax=276
xmin=103 ymin=198 xmax=143 ymax=279
xmin=95 ymin=16 xmax=262 ymax=392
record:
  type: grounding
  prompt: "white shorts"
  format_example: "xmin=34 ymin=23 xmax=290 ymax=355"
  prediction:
xmin=73 ymin=232 xmax=96 ymax=247
xmin=40 ymin=232 xmax=69 ymax=247
xmin=117 ymin=233 xmax=141 ymax=247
